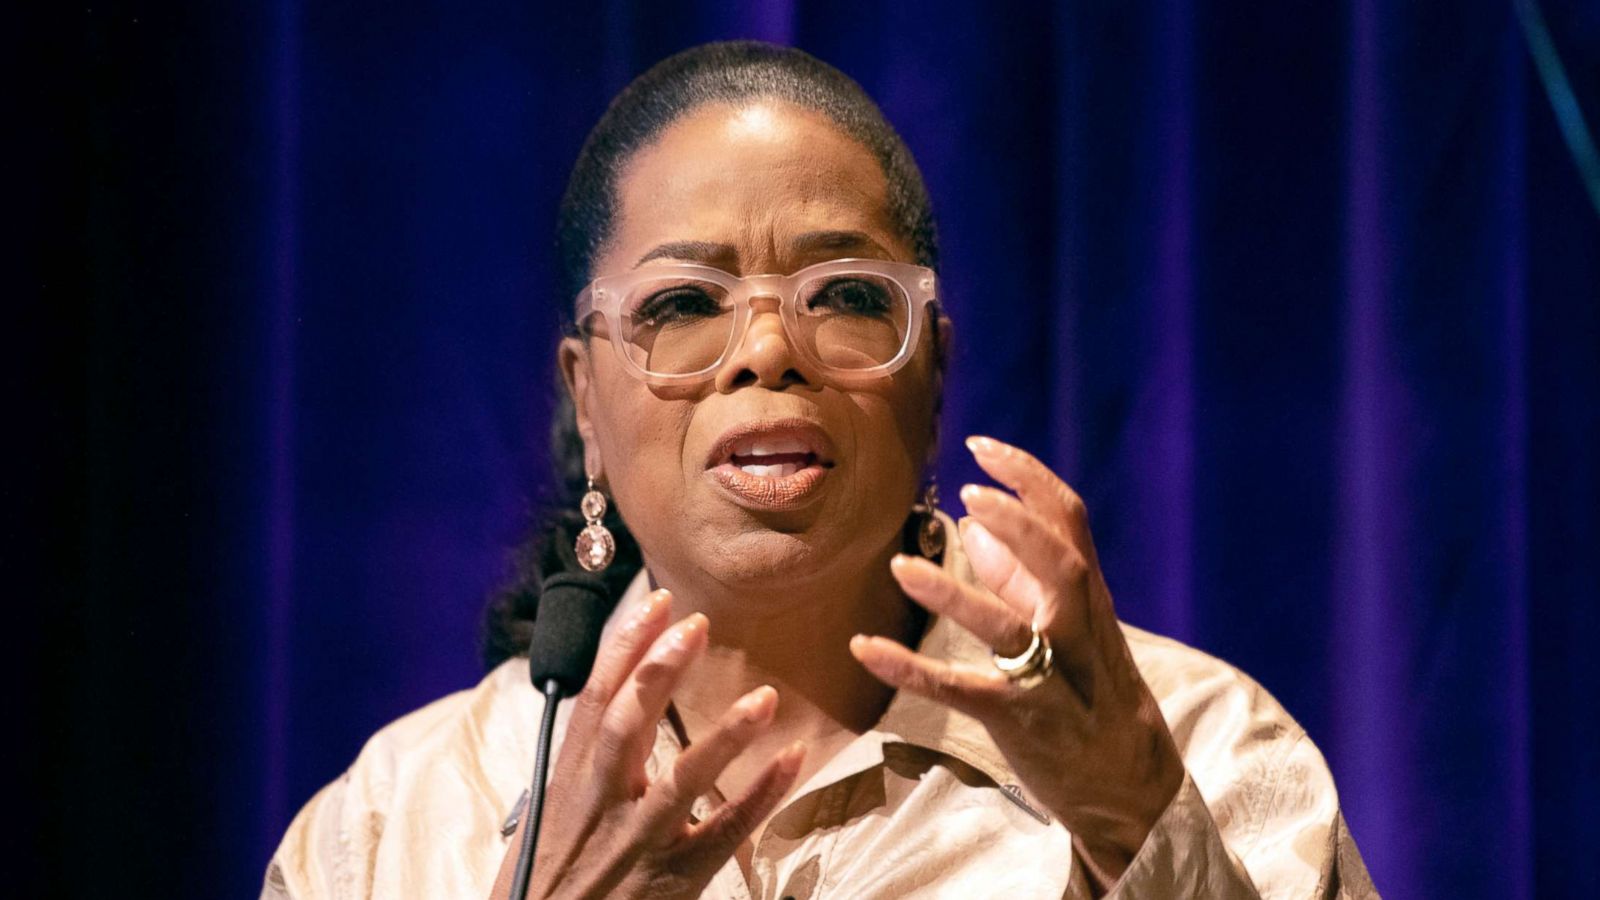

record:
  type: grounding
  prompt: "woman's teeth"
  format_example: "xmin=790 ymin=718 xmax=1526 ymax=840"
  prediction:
xmin=738 ymin=461 xmax=802 ymax=478
xmin=729 ymin=436 xmax=812 ymax=457
xmin=726 ymin=436 xmax=818 ymax=479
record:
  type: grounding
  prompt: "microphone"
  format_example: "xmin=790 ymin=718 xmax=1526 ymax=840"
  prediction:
xmin=509 ymin=572 xmax=611 ymax=900
xmin=527 ymin=573 xmax=610 ymax=694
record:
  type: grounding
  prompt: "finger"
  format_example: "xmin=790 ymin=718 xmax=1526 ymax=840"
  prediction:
xmin=575 ymin=588 xmax=673 ymax=716
xmin=965 ymin=435 xmax=1093 ymax=550
xmin=591 ymin=613 xmax=708 ymax=783
xmin=850 ymin=634 xmax=1012 ymax=718
xmin=889 ymin=553 xmax=1033 ymax=656
xmin=637 ymin=685 xmax=779 ymax=837
xmin=681 ymin=742 xmax=805 ymax=875
xmin=957 ymin=515 xmax=1056 ymax=626
xmin=960 ymin=486 xmax=1091 ymax=630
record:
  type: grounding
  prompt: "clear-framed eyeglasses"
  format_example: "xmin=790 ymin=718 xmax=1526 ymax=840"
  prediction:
xmin=573 ymin=258 xmax=939 ymax=386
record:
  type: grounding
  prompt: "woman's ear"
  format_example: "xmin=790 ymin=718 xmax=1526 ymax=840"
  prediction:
xmin=558 ymin=336 xmax=599 ymax=471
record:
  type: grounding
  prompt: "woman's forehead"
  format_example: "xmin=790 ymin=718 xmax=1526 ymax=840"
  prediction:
xmin=600 ymin=100 xmax=905 ymax=274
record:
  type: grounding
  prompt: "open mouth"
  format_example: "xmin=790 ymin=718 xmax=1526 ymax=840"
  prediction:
xmin=729 ymin=437 xmax=820 ymax=478
xmin=706 ymin=420 xmax=835 ymax=510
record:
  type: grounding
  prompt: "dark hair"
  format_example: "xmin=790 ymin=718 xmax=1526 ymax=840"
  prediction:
xmin=482 ymin=40 xmax=942 ymax=668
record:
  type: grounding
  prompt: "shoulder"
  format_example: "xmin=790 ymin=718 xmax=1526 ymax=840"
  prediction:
xmin=331 ymin=659 xmax=538 ymax=809
xmin=264 ymin=661 xmax=540 ymax=898
xmin=1120 ymin=623 xmax=1345 ymax=877
xmin=1119 ymin=622 xmax=1307 ymax=751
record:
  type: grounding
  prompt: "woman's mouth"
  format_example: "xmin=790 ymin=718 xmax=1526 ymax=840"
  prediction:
xmin=706 ymin=422 xmax=835 ymax=510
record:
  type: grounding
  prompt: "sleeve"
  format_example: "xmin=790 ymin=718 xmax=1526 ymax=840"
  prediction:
xmin=1103 ymin=735 xmax=1378 ymax=899
xmin=260 ymin=774 xmax=351 ymax=900
xmin=261 ymin=766 xmax=390 ymax=900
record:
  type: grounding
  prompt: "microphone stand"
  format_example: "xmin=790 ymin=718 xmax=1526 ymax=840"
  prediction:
xmin=508 ymin=571 xmax=609 ymax=898
xmin=509 ymin=678 xmax=565 ymax=900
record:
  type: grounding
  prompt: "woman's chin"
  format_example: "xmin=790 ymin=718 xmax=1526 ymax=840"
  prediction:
xmin=698 ymin=529 xmax=823 ymax=584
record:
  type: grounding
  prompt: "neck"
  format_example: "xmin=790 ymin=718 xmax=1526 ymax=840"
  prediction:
xmin=648 ymin=542 xmax=923 ymax=745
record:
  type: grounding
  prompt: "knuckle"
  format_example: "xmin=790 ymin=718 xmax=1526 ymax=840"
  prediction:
xmin=650 ymin=770 xmax=689 ymax=813
xmin=1063 ymin=490 xmax=1089 ymax=523
xmin=922 ymin=666 xmax=965 ymax=705
xmin=668 ymin=747 xmax=712 ymax=795
xmin=1060 ymin=550 xmax=1089 ymax=582
xmin=1006 ymin=621 xmax=1035 ymax=655
xmin=574 ymin=683 xmax=609 ymax=716
xmin=714 ymin=798 xmax=762 ymax=845
xmin=594 ymin=709 xmax=634 ymax=761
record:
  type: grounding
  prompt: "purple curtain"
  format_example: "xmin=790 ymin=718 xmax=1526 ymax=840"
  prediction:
xmin=60 ymin=1 xmax=1598 ymax=896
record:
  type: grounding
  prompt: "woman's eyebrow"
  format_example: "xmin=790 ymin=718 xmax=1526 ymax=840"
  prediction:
xmin=634 ymin=240 xmax=736 ymax=267
xmin=792 ymin=230 xmax=889 ymax=258
xmin=632 ymin=231 xmax=889 ymax=268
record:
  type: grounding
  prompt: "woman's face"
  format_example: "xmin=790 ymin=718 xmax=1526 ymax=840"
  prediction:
xmin=561 ymin=100 xmax=942 ymax=597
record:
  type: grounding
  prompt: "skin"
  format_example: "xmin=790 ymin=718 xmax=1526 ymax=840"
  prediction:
xmin=491 ymin=100 xmax=1184 ymax=900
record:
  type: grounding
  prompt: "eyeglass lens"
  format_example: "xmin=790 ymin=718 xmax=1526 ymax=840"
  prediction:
xmin=612 ymin=273 xmax=912 ymax=376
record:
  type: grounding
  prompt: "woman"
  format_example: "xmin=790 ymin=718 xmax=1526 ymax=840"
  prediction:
xmin=265 ymin=42 xmax=1375 ymax=899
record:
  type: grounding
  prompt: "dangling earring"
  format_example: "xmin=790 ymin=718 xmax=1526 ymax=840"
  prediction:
xmin=912 ymin=479 xmax=946 ymax=560
xmin=575 ymin=478 xmax=615 ymax=572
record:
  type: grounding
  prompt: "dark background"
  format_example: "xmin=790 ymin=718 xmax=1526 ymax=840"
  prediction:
xmin=34 ymin=0 xmax=1599 ymax=896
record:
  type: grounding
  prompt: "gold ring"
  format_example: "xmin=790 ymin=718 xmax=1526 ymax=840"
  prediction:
xmin=991 ymin=626 xmax=1055 ymax=690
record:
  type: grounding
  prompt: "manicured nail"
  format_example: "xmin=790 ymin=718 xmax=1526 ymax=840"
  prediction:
xmin=960 ymin=483 xmax=995 ymax=509
xmin=734 ymin=685 xmax=778 ymax=723
xmin=672 ymin=613 xmax=707 ymax=647
xmin=628 ymin=589 xmax=669 ymax=631
xmin=890 ymin=554 xmax=935 ymax=588
xmin=652 ymin=613 xmax=705 ymax=660
xmin=778 ymin=741 xmax=807 ymax=774
xmin=966 ymin=435 xmax=1003 ymax=457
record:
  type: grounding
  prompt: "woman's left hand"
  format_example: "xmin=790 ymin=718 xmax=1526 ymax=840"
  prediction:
xmin=850 ymin=435 xmax=1186 ymax=884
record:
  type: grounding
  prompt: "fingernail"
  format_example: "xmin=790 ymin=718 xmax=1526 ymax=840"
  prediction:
xmin=890 ymin=554 xmax=935 ymax=588
xmin=652 ymin=613 xmax=705 ymax=660
xmin=779 ymin=741 xmax=807 ymax=773
xmin=966 ymin=435 xmax=1004 ymax=457
xmin=628 ymin=590 xmax=668 ymax=631
xmin=849 ymin=634 xmax=870 ymax=655
xmin=672 ymin=613 xmax=707 ymax=648
xmin=959 ymin=483 xmax=991 ymax=508
xmin=734 ymin=685 xmax=777 ymax=723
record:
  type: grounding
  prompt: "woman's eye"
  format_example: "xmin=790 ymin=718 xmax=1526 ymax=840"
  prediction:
xmin=633 ymin=287 xmax=721 ymax=325
xmin=807 ymin=279 xmax=894 ymax=316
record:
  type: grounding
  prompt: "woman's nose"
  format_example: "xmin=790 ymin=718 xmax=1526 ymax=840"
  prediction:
xmin=714 ymin=295 xmax=815 ymax=392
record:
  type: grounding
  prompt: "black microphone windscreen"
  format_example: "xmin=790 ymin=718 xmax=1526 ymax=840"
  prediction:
xmin=527 ymin=573 xmax=611 ymax=694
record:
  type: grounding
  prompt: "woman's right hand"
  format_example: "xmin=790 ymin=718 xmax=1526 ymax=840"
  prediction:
xmin=489 ymin=588 xmax=805 ymax=900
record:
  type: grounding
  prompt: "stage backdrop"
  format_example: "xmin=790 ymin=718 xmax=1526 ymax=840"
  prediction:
xmin=66 ymin=1 xmax=1598 ymax=897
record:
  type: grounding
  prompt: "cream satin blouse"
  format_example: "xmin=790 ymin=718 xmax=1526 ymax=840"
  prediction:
xmin=264 ymin=524 xmax=1377 ymax=899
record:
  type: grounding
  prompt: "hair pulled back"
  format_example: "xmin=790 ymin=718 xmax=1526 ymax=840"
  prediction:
xmin=482 ymin=40 xmax=940 ymax=668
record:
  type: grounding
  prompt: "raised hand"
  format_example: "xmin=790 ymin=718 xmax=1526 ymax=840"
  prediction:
xmin=850 ymin=436 xmax=1185 ymax=884
xmin=491 ymin=589 xmax=805 ymax=900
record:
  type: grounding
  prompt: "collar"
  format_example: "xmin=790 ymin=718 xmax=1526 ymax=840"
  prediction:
xmin=614 ymin=510 xmax=1025 ymax=796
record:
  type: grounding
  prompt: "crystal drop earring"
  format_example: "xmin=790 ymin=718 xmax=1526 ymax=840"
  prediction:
xmin=574 ymin=478 xmax=615 ymax=572
xmin=912 ymin=479 xmax=945 ymax=560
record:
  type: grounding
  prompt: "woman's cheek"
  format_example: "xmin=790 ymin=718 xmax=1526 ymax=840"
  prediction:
xmin=848 ymin=399 xmax=925 ymax=526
